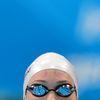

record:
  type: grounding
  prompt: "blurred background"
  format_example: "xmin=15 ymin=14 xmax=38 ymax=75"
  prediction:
xmin=0 ymin=0 xmax=100 ymax=100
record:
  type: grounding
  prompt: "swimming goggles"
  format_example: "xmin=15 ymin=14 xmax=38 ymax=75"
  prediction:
xmin=26 ymin=83 xmax=76 ymax=97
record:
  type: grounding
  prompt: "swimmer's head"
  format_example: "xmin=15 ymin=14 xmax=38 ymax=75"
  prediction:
xmin=23 ymin=52 xmax=78 ymax=100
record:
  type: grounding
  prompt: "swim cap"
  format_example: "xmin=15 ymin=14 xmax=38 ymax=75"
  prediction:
xmin=23 ymin=52 xmax=78 ymax=99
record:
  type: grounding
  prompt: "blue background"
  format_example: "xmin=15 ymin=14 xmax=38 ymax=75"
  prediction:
xmin=0 ymin=0 xmax=100 ymax=99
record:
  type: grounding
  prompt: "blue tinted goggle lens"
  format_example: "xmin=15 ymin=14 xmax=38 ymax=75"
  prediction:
xmin=56 ymin=84 xmax=73 ymax=97
xmin=26 ymin=84 xmax=76 ymax=97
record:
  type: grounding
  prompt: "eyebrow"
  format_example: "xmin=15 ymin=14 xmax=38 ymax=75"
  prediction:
xmin=33 ymin=80 xmax=70 ymax=84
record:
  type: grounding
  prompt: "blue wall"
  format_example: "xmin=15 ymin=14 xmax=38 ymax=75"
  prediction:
xmin=0 ymin=0 xmax=100 ymax=99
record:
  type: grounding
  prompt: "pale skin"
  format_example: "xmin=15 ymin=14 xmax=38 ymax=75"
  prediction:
xmin=25 ymin=69 xmax=78 ymax=100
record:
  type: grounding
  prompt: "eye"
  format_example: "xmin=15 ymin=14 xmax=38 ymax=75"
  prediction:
xmin=56 ymin=84 xmax=72 ymax=97
xmin=30 ymin=84 xmax=49 ymax=96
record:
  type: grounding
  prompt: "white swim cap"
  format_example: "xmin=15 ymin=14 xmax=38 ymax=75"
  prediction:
xmin=23 ymin=52 xmax=78 ymax=99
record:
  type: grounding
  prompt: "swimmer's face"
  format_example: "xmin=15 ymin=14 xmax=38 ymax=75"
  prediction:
xmin=25 ymin=69 xmax=77 ymax=100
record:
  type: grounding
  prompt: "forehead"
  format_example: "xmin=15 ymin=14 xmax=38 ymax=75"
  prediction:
xmin=28 ymin=69 xmax=74 ymax=85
